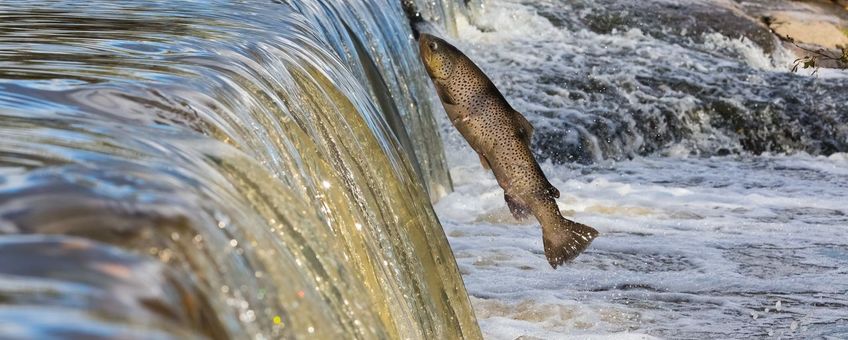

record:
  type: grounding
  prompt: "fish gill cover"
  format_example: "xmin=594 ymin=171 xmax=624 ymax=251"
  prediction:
xmin=0 ymin=0 xmax=480 ymax=339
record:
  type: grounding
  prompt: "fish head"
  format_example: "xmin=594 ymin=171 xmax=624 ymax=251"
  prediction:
xmin=419 ymin=33 xmax=459 ymax=80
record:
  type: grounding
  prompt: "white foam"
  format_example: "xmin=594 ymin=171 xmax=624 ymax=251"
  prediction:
xmin=438 ymin=155 xmax=848 ymax=338
xmin=436 ymin=1 xmax=848 ymax=337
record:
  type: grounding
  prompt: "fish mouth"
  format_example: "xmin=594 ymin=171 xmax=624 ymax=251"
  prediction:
xmin=418 ymin=35 xmax=433 ymax=68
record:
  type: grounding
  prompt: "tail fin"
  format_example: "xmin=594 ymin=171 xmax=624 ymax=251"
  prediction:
xmin=542 ymin=218 xmax=598 ymax=269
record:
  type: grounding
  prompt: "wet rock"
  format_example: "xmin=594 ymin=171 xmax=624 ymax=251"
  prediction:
xmin=768 ymin=11 xmax=848 ymax=48
xmin=530 ymin=0 xmax=777 ymax=53
xmin=741 ymin=0 xmax=848 ymax=68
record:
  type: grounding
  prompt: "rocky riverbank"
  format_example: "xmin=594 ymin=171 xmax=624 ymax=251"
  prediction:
xmin=740 ymin=0 xmax=848 ymax=69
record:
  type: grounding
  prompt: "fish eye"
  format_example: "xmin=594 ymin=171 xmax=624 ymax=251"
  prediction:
xmin=428 ymin=41 xmax=438 ymax=50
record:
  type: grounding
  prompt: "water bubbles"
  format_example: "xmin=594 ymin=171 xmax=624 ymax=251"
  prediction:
xmin=158 ymin=248 xmax=173 ymax=262
xmin=230 ymin=239 xmax=239 ymax=247
xmin=307 ymin=326 xmax=314 ymax=334
xmin=790 ymin=321 xmax=798 ymax=331
xmin=215 ymin=211 xmax=231 ymax=229
xmin=170 ymin=232 xmax=181 ymax=241
xmin=355 ymin=222 xmax=363 ymax=231
xmin=322 ymin=180 xmax=331 ymax=189
xmin=775 ymin=300 xmax=782 ymax=311
xmin=240 ymin=309 xmax=256 ymax=323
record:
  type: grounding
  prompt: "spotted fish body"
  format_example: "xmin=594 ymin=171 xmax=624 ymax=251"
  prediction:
xmin=419 ymin=33 xmax=598 ymax=268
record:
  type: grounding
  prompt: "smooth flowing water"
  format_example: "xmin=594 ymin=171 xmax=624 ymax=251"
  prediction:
xmin=0 ymin=1 xmax=480 ymax=339
xmin=429 ymin=0 xmax=848 ymax=338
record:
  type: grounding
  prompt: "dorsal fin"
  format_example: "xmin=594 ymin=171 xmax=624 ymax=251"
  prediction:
xmin=512 ymin=110 xmax=534 ymax=146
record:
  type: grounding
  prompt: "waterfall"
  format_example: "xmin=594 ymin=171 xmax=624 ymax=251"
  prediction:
xmin=405 ymin=0 xmax=485 ymax=36
xmin=0 ymin=1 xmax=480 ymax=339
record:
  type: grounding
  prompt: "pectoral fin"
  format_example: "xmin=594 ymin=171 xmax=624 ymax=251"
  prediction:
xmin=478 ymin=153 xmax=491 ymax=170
xmin=512 ymin=110 xmax=534 ymax=146
xmin=435 ymin=83 xmax=457 ymax=105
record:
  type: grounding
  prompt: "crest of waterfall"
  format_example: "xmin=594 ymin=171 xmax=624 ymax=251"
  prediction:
xmin=0 ymin=1 xmax=480 ymax=339
xmin=290 ymin=0 xmax=453 ymax=202
xmin=406 ymin=0 xmax=486 ymax=36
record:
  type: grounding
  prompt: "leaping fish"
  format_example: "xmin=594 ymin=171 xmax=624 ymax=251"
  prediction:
xmin=418 ymin=33 xmax=598 ymax=268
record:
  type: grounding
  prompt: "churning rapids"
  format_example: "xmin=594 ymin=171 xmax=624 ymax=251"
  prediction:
xmin=0 ymin=0 xmax=846 ymax=340
xmin=431 ymin=0 xmax=848 ymax=339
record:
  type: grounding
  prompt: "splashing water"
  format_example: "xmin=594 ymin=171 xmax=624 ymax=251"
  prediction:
xmin=443 ymin=0 xmax=848 ymax=164
xmin=431 ymin=0 xmax=848 ymax=338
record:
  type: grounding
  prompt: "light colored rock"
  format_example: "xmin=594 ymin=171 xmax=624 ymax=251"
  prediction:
xmin=769 ymin=11 xmax=848 ymax=48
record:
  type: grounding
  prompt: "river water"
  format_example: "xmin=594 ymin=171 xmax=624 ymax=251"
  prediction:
xmin=1 ymin=0 xmax=846 ymax=339
xmin=432 ymin=0 xmax=848 ymax=338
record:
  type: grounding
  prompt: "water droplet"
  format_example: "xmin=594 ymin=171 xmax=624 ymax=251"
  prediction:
xmin=158 ymin=248 xmax=173 ymax=262
xmin=790 ymin=321 xmax=798 ymax=331
xmin=230 ymin=239 xmax=238 ymax=247
xmin=307 ymin=326 xmax=314 ymax=333
xmin=240 ymin=309 xmax=256 ymax=323
xmin=355 ymin=223 xmax=362 ymax=231
xmin=322 ymin=180 xmax=331 ymax=189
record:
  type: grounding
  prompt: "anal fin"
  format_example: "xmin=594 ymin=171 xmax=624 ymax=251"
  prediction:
xmin=505 ymin=194 xmax=531 ymax=220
